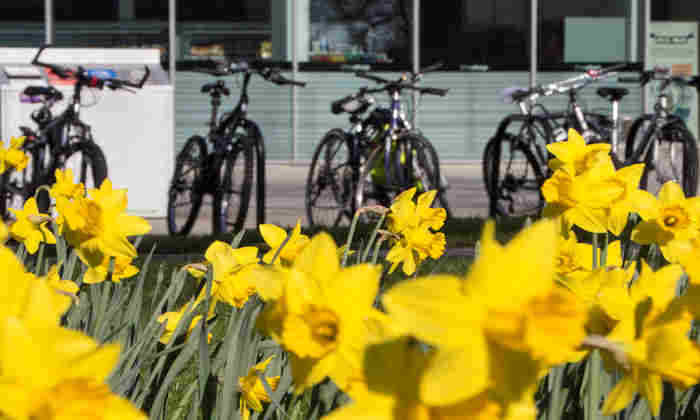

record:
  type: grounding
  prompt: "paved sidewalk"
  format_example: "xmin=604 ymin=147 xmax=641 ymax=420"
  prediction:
xmin=147 ymin=163 xmax=488 ymax=235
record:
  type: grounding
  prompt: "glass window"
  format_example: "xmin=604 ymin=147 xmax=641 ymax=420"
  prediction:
xmin=135 ymin=0 xmax=270 ymax=22
xmin=0 ymin=1 xmax=118 ymax=21
xmin=420 ymin=0 xmax=530 ymax=70
xmin=309 ymin=0 xmax=412 ymax=66
xmin=651 ymin=1 xmax=700 ymax=21
xmin=539 ymin=1 xmax=629 ymax=67
xmin=54 ymin=0 xmax=118 ymax=20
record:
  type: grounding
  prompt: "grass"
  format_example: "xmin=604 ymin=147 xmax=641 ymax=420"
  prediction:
xmin=136 ymin=216 xmax=530 ymax=257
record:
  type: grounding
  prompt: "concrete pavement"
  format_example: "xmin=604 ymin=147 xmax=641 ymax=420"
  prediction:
xmin=147 ymin=163 xmax=488 ymax=235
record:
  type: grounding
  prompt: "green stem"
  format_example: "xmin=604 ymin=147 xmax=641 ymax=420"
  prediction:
xmin=342 ymin=209 xmax=363 ymax=267
xmin=586 ymin=350 xmax=602 ymax=420
xmin=361 ymin=213 xmax=387 ymax=263
xmin=599 ymin=232 xmax=609 ymax=268
xmin=592 ymin=233 xmax=599 ymax=270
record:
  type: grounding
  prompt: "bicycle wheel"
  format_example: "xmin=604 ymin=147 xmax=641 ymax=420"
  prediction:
xmin=167 ymin=135 xmax=207 ymax=236
xmin=355 ymin=145 xmax=396 ymax=225
xmin=402 ymin=133 xmax=452 ymax=217
xmin=305 ymin=129 xmax=355 ymax=228
xmin=213 ymin=135 xmax=254 ymax=235
xmin=0 ymin=145 xmax=42 ymax=220
xmin=483 ymin=134 xmax=545 ymax=218
xmin=639 ymin=121 xmax=698 ymax=197
xmin=37 ymin=141 xmax=109 ymax=214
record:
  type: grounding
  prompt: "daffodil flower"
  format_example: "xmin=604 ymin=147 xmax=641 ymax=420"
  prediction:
xmin=631 ymin=181 xmax=700 ymax=263
xmin=0 ymin=246 xmax=66 ymax=324
xmin=383 ymin=219 xmax=588 ymax=404
xmin=256 ymin=232 xmax=383 ymax=393
xmin=81 ymin=253 xmax=140 ymax=284
xmin=541 ymin=162 xmax=621 ymax=233
xmin=259 ymin=220 xmax=309 ymax=265
xmin=61 ymin=179 xmax=151 ymax=262
xmin=199 ymin=240 xmax=260 ymax=308
xmin=0 ymin=136 xmax=29 ymax=173
xmin=600 ymin=303 xmax=700 ymax=417
xmin=157 ymin=303 xmax=212 ymax=345
xmin=49 ymin=168 xmax=85 ymax=200
xmin=0 ymin=318 xmax=146 ymax=420
xmin=238 ymin=356 xmax=280 ymax=420
xmin=42 ymin=264 xmax=79 ymax=310
xmin=9 ymin=197 xmax=56 ymax=254
xmin=547 ymin=128 xmax=612 ymax=176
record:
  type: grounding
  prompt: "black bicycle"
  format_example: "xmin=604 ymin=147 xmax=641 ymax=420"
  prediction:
xmin=624 ymin=68 xmax=700 ymax=197
xmin=168 ymin=59 xmax=305 ymax=236
xmin=0 ymin=44 xmax=149 ymax=219
xmin=305 ymin=64 xmax=449 ymax=227
xmin=482 ymin=65 xmax=624 ymax=218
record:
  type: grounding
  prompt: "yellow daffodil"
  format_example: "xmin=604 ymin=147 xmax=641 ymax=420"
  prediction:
xmin=632 ymin=181 xmax=700 ymax=263
xmin=1 ymin=136 xmax=29 ymax=172
xmin=604 ymin=164 xmax=657 ymax=235
xmin=49 ymin=168 xmax=85 ymax=200
xmin=387 ymin=187 xmax=446 ymax=234
xmin=157 ymin=303 xmax=212 ymax=345
xmin=42 ymin=264 xmax=79 ymax=310
xmin=600 ymin=303 xmax=700 ymax=417
xmin=383 ymin=219 xmax=586 ymax=404
xmin=324 ymin=338 xmax=532 ymax=420
xmin=197 ymin=240 xmax=260 ymax=309
xmin=9 ymin=197 xmax=56 ymax=254
xmin=386 ymin=226 xmax=445 ymax=275
xmin=0 ymin=246 xmax=67 ymax=324
xmin=238 ymin=356 xmax=280 ymax=420
xmin=81 ymin=253 xmax=140 ymax=284
xmin=61 ymin=179 xmax=151 ymax=262
xmin=385 ymin=188 xmax=446 ymax=275
xmin=541 ymin=163 xmax=620 ymax=233
xmin=255 ymin=232 xmax=383 ymax=393
xmin=259 ymin=219 xmax=309 ymax=265
xmin=547 ymin=128 xmax=612 ymax=176
xmin=0 ymin=318 xmax=146 ymax=420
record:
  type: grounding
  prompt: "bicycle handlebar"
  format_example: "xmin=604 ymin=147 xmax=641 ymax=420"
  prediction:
xmin=636 ymin=67 xmax=700 ymax=90
xmin=354 ymin=69 xmax=448 ymax=97
xmin=31 ymin=44 xmax=150 ymax=91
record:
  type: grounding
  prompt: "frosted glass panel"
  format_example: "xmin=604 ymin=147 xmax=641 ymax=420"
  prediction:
xmin=564 ymin=17 xmax=627 ymax=62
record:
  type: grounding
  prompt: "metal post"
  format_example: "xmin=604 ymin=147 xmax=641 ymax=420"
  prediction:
xmin=411 ymin=0 xmax=420 ymax=127
xmin=291 ymin=0 xmax=298 ymax=163
xmin=169 ymin=0 xmax=176 ymax=85
xmin=45 ymin=0 xmax=54 ymax=44
xmin=642 ymin=0 xmax=650 ymax=113
xmin=628 ymin=0 xmax=638 ymax=62
xmin=530 ymin=0 xmax=537 ymax=87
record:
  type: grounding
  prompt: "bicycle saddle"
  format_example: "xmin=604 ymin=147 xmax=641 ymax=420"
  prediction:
xmin=22 ymin=85 xmax=63 ymax=101
xmin=331 ymin=94 xmax=372 ymax=115
xmin=596 ymin=87 xmax=629 ymax=102
xmin=201 ymin=80 xmax=230 ymax=96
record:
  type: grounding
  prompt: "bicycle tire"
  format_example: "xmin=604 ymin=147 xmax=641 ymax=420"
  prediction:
xmin=405 ymin=134 xmax=452 ymax=217
xmin=212 ymin=135 xmax=254 ymax=235
xmin=624 ymin=115 xmax=655 ymax=164
xmin=483 ymin=134 xmax=545 ymax=218
xmin=305 ymin=129 xmax=355 ymax=228
xmin=167 ymin=135 xmax=207 ymax=236
xmin=639 ymin=121 xmax=698 ymax=198
xmin=0 ymin=145 xmax=42 ymax=220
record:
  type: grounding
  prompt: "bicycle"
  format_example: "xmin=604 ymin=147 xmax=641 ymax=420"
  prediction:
xmin=483 ymin=65 xmax=625 ymax=218
xmin=0 ymin=44 xmax=150 ymax=219
xmin=624 ymin=67 xmax=700 ymax=197
xmin=305 ymin=64 xmax=449 ymax=227
xmin=167 ymin=59 xmax=306 ymax=236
